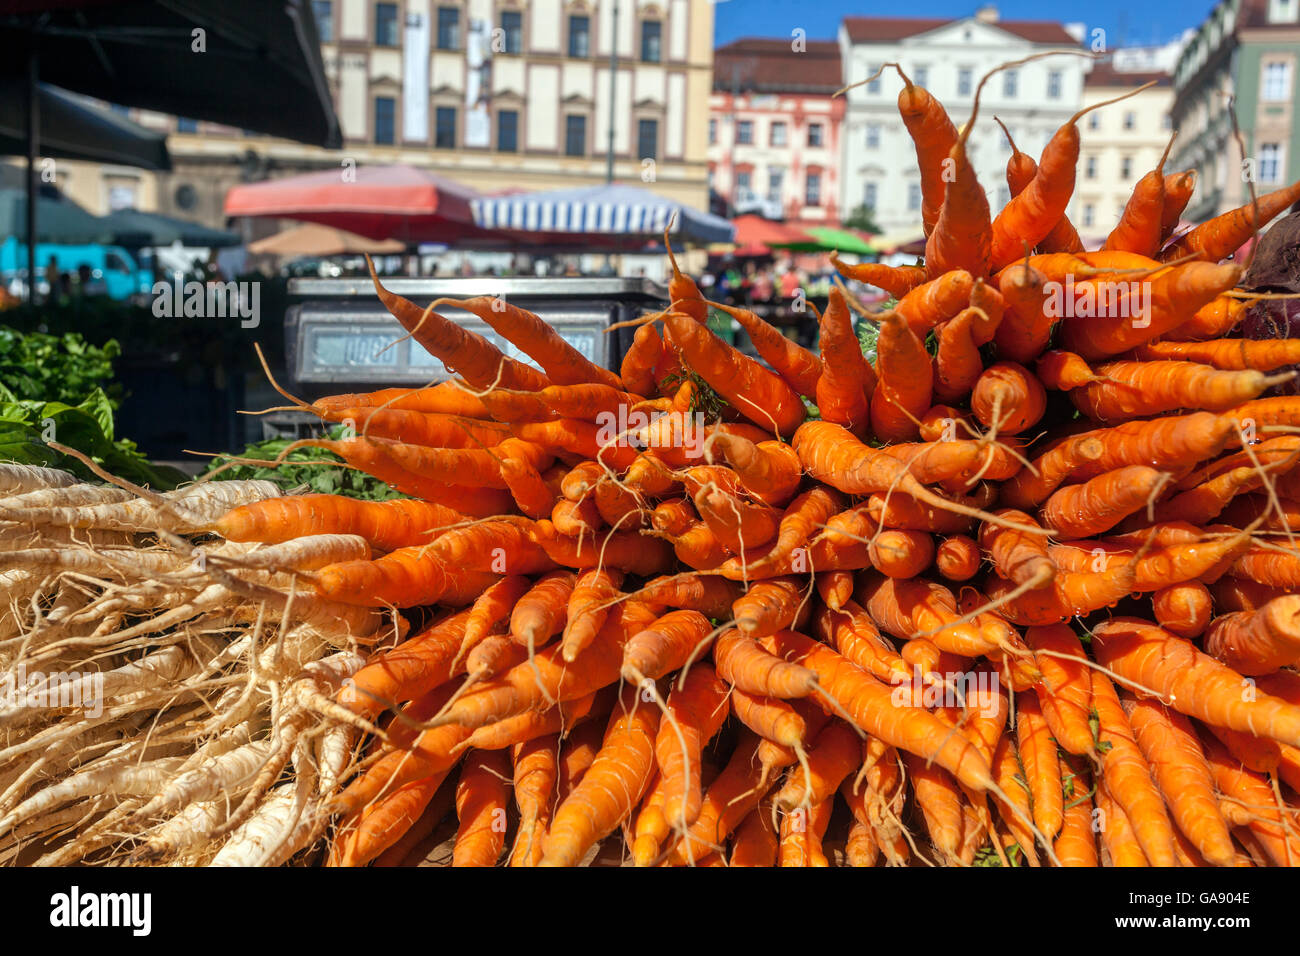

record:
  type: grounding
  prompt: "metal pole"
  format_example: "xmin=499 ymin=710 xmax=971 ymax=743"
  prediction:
xmin=25 ymin=44 xmax=38 ymax=304
xmin=605 ymin=0 xmax=618 ymax=183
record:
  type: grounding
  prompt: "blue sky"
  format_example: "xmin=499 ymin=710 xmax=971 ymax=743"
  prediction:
xmin=713 ymin=0 xmax=1218 ymax=49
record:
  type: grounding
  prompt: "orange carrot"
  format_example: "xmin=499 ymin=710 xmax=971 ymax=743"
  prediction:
xmin=656 ymin=664 xmax=730 ymax=828
xmin=763 ymin=630 xmax=997 ymax=793
xmin=1103 ymin=130 xmax=1176 ymax=257
xmin=831 ymin=253 xmax=928 ymax=299
xmin=1151 ymin=581 xmax=1213 ymax=639
xmin=540 ymin=685 xmax=660 ymax=866
xmin=451 ymin=749 xmax=512 ymax=867
xmin=1161 ymin=178 xmax=1300 ymax=263
xmin=731 ymin=576 xmax=812 ymax=638
xmin=367 ymin=259 xmax=549 ymax=392
xmin=891 ymin=64 xmax=959 ymax=237
xmin=1017 ymin=691 xmax=1063 ymax=839
xmin=815 ymin=287 xmax=875 ymax=434
xmin=971 ymin=361 xmax=1046 ymax=436
xmin=714 ymin=627 xmax=819 ymax=699
xmin=935 ymin=534 xmax=981 ymax=582
xmin=1203 ymin=595 xmax=1300 ymax=675
xmin=214 ymin=494 xmax=462 ymax=551
xmin=1093 ymin=617 xmax=1300 ymax=747
xmin=871 ymin=310 xmax=934 ymax=442
xmin=706 ymin=299 xmax=823 ymax=398
xmin=1090 ymin=670 xmax=1178 ymax=867
xmin=661 ymin=310 xmax=806 ymax=438
xmin=1040 ymin=465 xmax=1166 ymax=538
xmin=621 ymin=609 xmax=714 ymax=682
xmin=510 ymin=734 xmax=559 ymax=867
xmin=560 ymin=569 xmax=625 ymax=663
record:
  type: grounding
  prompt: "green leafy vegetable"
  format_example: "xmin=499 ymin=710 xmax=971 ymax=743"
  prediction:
xmin=203 ymin=427 xmax=406 ymax=500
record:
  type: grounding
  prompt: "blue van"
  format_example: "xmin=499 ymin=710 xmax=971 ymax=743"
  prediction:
xmin=0 ymin=238 xmax=150 ymax=300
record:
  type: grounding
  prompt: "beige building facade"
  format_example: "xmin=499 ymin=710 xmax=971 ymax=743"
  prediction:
xmin=13 ymin=0 xmax=715 ymax=234
xmin=1074 ymin=66 xmax=1176 ymax=241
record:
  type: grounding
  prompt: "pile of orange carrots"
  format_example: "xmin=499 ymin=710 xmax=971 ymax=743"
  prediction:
xmin=215 ymin=58 xmax=1300 ymax=867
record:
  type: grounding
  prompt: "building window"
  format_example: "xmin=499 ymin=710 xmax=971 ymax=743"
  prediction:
xmin=770 ymin=122 xmax=787 ymax=147
xmin=499 ymin=10 xmax=522 ymax=54
xmin=313 ymin=1 xmax=333 ymax=42
xmin=1269 ymin=0 xmax=1298 ymax=23
xmin=1264 ymin=62 xmax=1292 ymax=100
xmin=1088 ymin=112 xmax=1101 ymax=130
xmin=374 ymin=96 xmax=395 ymax=144
xmin=437 ymin=6 xmax=459 ymax=50
xmin=565 ymin=114 xmax=586 ymax=156
xmin=907 ymin=183 xmax=921 ymax=211
xmin=957 ymin=67 xmax=972 ymax=96
xmin=176 ymin=117 xmax=198 ymax=133
xmin=568 ymin=15 xmax=590 ymax=57
xmin=1121 ymin=155 xmax=1133 ymax=179
xmin=708 ymin=119 xmax=717 ymax=145
xmin=497 ymin=109 xmax=518 ymax=152
xmin=806 ymin=172 xmax=821 ymax=206
xmin=641 ymin=21 xmax=661 ymax=63
xmin=1260 ymin=143 xmax=1283 ymax=183
xmin=914 ymin=64 xmax=928 ymax=88
xmin=1047 ymin=69 xmax=1062 ymax=99
xmin=375 ymin=2 xmax=399 ymax=47
xmin=1085 ymin=156 xmax=1097 ymax=179
xmin=864 ymin=182 xmax=877 ymax=210
xmin=807 ymin=123 xmax=824 ymax=147
xmin=865 ymin=123 xmax=880 ymax=148
xmin=767 ymin=168 xmax=784 ymax=201
xmin=867 ymin=64 xmax=881 ymax=94
xmin=1123 ymin=111 xmax=1136 ymax=130
xmin=435 ymin=106 xmax=457 ymax=148
xmin=1003 ymin=69 xmax=1018 ymax=98
xmin=1083 ymin=203 xmax=1095 ymax=227
xmin=638 ymin=118 xmax=658 ymax=160
xmin=736 ymin=120 xmax=753 ymax=145
xmin=736 ymin=170 xmax=752 ymax=198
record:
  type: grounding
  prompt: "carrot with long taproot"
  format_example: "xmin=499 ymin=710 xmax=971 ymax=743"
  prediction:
xmin=539 ymin=685 xmax=660 ymax=867
xmin=830 ymin=253 xmax=928 ymax=299
xmin=510 ymin=734 xmax=559 ymax=867
xmin=1040 ymin=465 xmax=1167 ymax=538
xmin=366 ymin=258 xmax=549 ymax=392
xmin=871 ymin=310 xmax=934 ymax=442
xmin=1092 ymin=617 xmax=1300 ymax=748
xmin=1090 ymin=669 xmax=1178 ymax=867
xmin=1017 ymin=691 xmax=1063 ymax=840
xmin=621 ymin=609 xmax=713 ymax=682
xmin=1203 ymin=595 xmax=1300 ymax=675
xmin=451 ymin=748 xmax=512 ymax=867
xmin=714 ymin=627 xmax=819 ymax=698
xmin=816 ymin=287 xmax=875 ymax=434
xmin=1160 ymin=178 xmax=1300 ymax=263
xmin=656 ymin=664 xmax=730 ymax=829
xmin=706 ymin=299 xmax=823 ymax=398
xmin=660 ymin=310 xmax=805 ymax=438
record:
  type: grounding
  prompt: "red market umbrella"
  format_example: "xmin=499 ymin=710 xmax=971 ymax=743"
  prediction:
xmin=225 ymin=164 xmax=494 ymax=244
xmin=729 ymin=214 xmax=810 ymax=256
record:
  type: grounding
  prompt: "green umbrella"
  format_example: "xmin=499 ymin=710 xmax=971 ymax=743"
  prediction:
xmin=103 ymin=208 xmax=240 ymax=249
xmin=768 ymin=225 xmax=878 ymax=256
xmin=0 ymin=187 xmax=109 ymax=244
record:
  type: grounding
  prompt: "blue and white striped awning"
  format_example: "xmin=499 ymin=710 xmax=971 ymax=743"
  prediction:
xmin=471 ymin=184 xmax=734 ymax=244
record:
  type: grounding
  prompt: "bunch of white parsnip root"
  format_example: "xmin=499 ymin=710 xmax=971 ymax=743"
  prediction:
xmin=0 ymin=461 xmax=400 ymax=866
